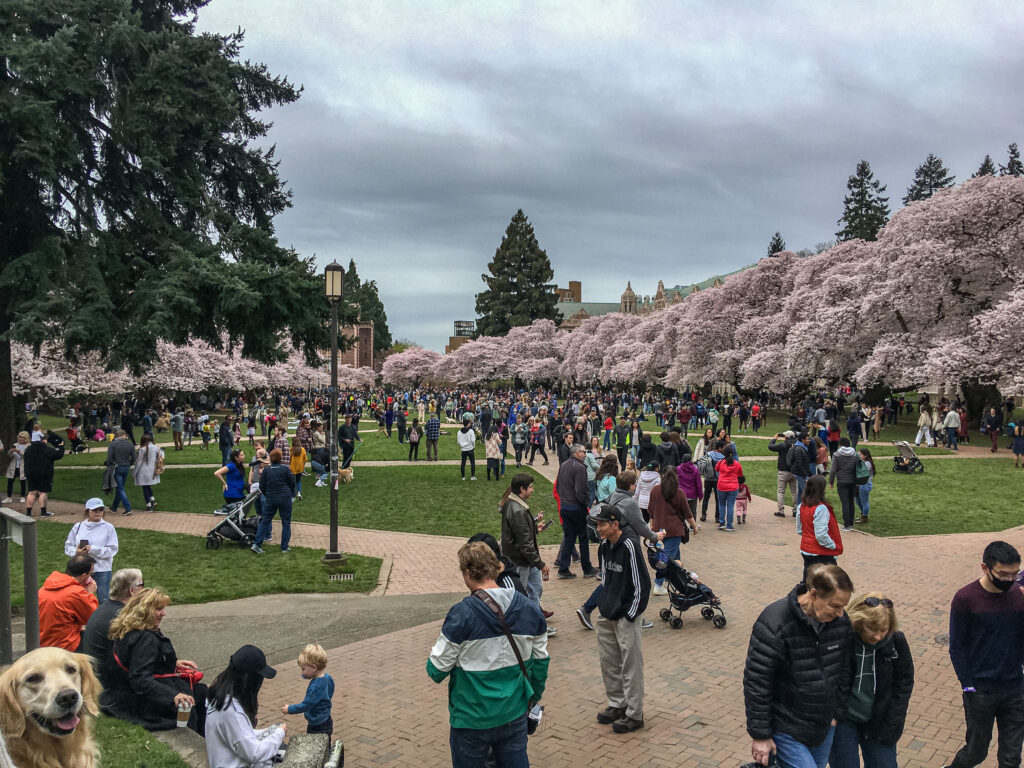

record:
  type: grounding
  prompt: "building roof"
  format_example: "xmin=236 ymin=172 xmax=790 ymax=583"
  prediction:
xmin=555 ymin=302 xmax=621 ymax=319
xmin=668 ymin=264 xmax=752 ymax=294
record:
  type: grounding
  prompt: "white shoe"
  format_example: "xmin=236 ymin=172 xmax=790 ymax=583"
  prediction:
xmin=1 ymin=498 xmax=11 ymax=503
xmin=296 ymin=492 xmax=302 ymax=500
xmin=651 ymin=585 xmax=667 ymax=596
xmin=314 ymin=480 xmax=324 ymax=487
xmin=19 ymin=497 xmax=25 ymax=503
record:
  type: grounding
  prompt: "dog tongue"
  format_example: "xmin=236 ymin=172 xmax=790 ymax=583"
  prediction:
xmin=56 ymin=714 xmax=80 ymax=730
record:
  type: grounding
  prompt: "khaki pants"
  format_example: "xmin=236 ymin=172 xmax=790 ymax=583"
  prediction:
xmin=777 ymin=471 xmax=797 ymax=514
xmin=596 ymin=615 xmax=645 ymax=719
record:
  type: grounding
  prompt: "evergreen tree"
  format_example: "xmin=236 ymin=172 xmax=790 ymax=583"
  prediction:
xmin=343 ymin=259 xmax=392 ymax=355
xmin=999 ymin=142 xmax=1024 ymax=177
xmin=475 ymin=210 xmax=559 ymax=336
xmin=836 ymin=160 xmax=891 ymax=242
xmin=973 ymin=154 xmax=997 ymax=177
xmin=903 ymin=153 xmax=955 ymax=204
xmin=766 ymin=232 xmax=786 ymax=257
xmin=0 ymin=0 xmax=328 ymax=447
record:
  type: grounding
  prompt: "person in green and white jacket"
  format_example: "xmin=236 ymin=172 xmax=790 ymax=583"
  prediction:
xmin=428 ymin=541 xmax=549 ymax=768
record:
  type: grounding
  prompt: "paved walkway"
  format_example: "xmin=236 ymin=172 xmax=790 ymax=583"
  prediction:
xmin=29 ymin=479 xmax=1022 ymax=767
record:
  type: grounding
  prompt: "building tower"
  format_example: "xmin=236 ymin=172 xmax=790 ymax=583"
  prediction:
xmin=653 ymin=280 xmax=667 ymax=311
xmin=620 ymin=281 xmax=637 ymax=314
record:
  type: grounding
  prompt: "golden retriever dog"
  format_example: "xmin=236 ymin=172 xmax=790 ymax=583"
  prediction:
xmin=0 ymin=647 xmax=100 ymax=768
xmin=338 ymin=467 xmax=354 ymax=484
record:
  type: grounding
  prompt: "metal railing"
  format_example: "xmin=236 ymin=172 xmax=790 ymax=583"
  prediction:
xmin=0 ymin=507 xmax=39 ymax=664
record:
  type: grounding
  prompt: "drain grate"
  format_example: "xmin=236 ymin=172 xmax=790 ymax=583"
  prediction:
xmin=329 ymin=573 xmax=354 ymax=582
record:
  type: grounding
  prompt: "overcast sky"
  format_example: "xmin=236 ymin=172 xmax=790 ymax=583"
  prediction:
xmin=197 ymin=1 xmax=1023 ymax=352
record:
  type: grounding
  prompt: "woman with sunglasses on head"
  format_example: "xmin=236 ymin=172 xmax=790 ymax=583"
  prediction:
xmin=829 ymin=593 xmax=914 ymax=768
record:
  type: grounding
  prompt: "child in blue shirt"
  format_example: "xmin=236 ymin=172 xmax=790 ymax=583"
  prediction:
xmin=282 ymin=643 xmax=335 ymax=735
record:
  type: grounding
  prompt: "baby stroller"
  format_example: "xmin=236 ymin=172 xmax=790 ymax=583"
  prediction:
xmin=65 ymin=427 xmax=89 ymax=454
xmin=206 ymin=488 xmax=262 ymax=549
xmin=891 ymin=441 xmax=924 ymax=474
xmin=646 ymin=543 xmax=726 ymax=629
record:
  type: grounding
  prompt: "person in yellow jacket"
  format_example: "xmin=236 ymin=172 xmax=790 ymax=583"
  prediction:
xmin=289 ymin=438 xmax=307 ymax=500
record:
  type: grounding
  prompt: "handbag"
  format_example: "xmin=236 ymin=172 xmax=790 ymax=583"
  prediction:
xmin=473 ymin=589 xmax=544 ymax=735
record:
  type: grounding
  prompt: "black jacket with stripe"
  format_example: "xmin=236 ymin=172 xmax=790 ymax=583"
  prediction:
xmin=597 ymin=527 xmax=651 ymax=622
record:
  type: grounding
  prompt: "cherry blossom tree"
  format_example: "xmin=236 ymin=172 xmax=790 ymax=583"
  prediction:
xmin=381 ymin=347 xmax=442 ymax=388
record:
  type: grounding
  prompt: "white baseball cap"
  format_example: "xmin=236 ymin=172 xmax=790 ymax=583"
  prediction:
xmin=85 ymin=498 xmax=105 ymax=510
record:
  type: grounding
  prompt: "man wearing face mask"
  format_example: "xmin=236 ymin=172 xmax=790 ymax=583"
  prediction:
xmin=944 ymin=540 xmax=1024 ymax=768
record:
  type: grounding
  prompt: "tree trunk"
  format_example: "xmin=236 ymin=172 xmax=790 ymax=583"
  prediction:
xmin=961 ymin=378 xmax=1002 ymax=429
xmin=0 ymin=317 xmax=19 ymax=451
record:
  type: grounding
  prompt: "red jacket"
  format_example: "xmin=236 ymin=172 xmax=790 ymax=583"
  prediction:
xmin=715 ymin=459 xmax=743 ymax=492
xmin=39 ymin=572 xmax=98 ymax=651
xmin=799 ymin=502 xmax=843 ymax=557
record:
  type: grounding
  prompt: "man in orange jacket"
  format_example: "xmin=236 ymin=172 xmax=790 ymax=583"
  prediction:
xmin=39 ymin=553 xmax=98 ymax=651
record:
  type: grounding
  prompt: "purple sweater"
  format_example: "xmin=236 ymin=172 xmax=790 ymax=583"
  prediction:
xmin=676 ymin=463 xmax=704 ymax=500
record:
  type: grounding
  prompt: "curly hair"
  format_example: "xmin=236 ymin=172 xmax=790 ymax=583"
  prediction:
xmin=108 ymin=587 xmax=171 ymax=640
xmin=458 ymin=541 xmax=500 ymax=583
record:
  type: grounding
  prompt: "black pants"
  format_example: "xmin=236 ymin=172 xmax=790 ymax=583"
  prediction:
xmin=397 ymin=424 xmax=405 ymax=443
xmin=426 ymin=439 xmax=438 ymax=461
xmin=307 ymin=715 xmax=334 ymax=736
xmin=700 ymin=478 xmax=718 ymax=519
xmin=6 ymin=477 xmax=26 ymax=497
xmin=514 ymin=444 xmax=525 ymax=465
xmin=616 ymin=446 xmax=627 ymax=469
xmin=487 ymin=457 xmax=500 ymax=479
xmin=341 ymin=448 xmax=354 ymax=469
xmin=529 ymin=444 xmax=547 ymax=464
xmin=408 ymin=441 xmax=419 ymax=460
xmin=801 ymin=553 xmax=837 ymax=583
xmin=836 ymin=483 xmax=857 ymax=527
xmin=461 ymin=450 xmax=476 ymax=478
xmin=949 ymin=688 xmax=1024 ymax=768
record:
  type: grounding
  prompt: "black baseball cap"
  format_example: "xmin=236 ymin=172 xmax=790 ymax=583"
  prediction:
xmin=229 ymin=645 xmax=276 ymax=678
xmin=591 ymin=504 xmax=624 ymax=524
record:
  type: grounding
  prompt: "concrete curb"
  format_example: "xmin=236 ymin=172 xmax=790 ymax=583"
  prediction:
xmin=371 ymin=555 xmax=393 ymax=597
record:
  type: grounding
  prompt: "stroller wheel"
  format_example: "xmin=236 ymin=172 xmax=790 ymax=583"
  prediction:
xmin=205 ymin=536 xmax=221 ymax=550
xmin=670 ymin=617 xmax=683 ymax=630
xmin=914 ymin=464 xmax=924 ymax=474
xmin=701 ymin=607 xmax=715 ymax=620
xmin=713 ymin=615 xmax=727 ymax=629
xmin=659 ymin=608 xmax=672 ymax=621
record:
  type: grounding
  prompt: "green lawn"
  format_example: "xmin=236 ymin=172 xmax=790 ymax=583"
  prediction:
xmin=8 ymin=522 xmax=380 ymax=608
xmin=47 ymin=465 xmax=562 ymax=543
xmin=738 ymin=457 xmax=1023 ymax=537
xmin=94 ymin=717 xmax=190 ymax=768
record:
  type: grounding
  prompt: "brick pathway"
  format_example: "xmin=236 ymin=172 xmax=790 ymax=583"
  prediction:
xmin=30 ymin=478 xmax=1022 ymax=767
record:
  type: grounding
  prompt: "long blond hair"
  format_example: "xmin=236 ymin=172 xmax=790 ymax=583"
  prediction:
xmin=846 ymin=591 xmax=898 ymax=639
xmin=108 ymin=587 xmax=171 ymax=640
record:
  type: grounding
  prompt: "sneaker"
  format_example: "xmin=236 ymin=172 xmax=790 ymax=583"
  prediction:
xmin=557 ymin=571 xmax=577 ymax=580
xmin=296 ymin=492 xmax=302 ymax=500
xmin=250 ymin=544 xmax=264 ymax=555
xmin=546 ymin=626 xmax=558 ymax=636
xmin=597 ymin=706 xmax=626 ymax=725
xmin=576 ymin=608 xmax=594 ymax=630
xmin=1 ymin=498 xmax=11 ymax=503
xmin=571 ymin=550 xmax=580 ymax=562
xmin=315 ymin=480 xmax=324 ymax=487
xmin=774 ymin=512 xmax=786 ymax=517
xmin=641 ymin=619 xmax=654 ymax=629
xmin=280 ymin=547 xmax=290 ymax=553
xmin=462 ymin=476 xmax=466 ymax=481
xmin=122 ymin=510 xmax=132 ymax=516
xmin=19 ymin=497 xmax=25 ymax=503
xmin=726 ymin=527 xmax=735 ymax=532
xmin=582 ymin=569 xmax=598 ymax=579
xmin=842 ymin=526 xmax=854 ymax=532
xmin=612 ymin=715 xmax=645 ymax=733
xmin=471 ymin=476 xmax=477 ymax=481
xmin=264 ymin=536 xmax=274 ymax=544
xmin=40 ymin=510 xmax=54 ymax=517
xmin=718 ymin=524 xmax=726 ymax=530
xmin=652 ymin=585 xmax=667 ymax=595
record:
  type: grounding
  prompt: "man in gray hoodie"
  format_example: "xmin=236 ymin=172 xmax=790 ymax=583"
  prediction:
xmin=829 ymin=437 xmax=859 ymax=530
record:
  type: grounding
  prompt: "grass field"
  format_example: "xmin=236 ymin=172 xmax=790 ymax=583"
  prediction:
xmin=738 ymin=457 xmax=1023 ymax=537
xmin=94 ymin=717 xmax=190 ymax=768
xmin=47 ymin=465 xmax=562 ymax=543
xmin=8 ymin=522 xmax=380 ymax=609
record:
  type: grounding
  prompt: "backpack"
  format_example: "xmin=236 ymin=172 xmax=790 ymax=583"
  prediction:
xmin=696 ymin=454 xmax=716 ymax=480
xmin=855 ymin=457 xmax=872 ymax=485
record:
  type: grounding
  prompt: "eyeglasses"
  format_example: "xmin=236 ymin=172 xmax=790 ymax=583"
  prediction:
xmin=863 ymin=597 xmax=894 ymax=608
xmin=989 ymin=568 xmax=1021 ymax=581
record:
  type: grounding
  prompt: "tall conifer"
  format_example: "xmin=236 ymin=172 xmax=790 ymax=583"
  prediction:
xmin=836 ymin=160 xmax=891 ymax=242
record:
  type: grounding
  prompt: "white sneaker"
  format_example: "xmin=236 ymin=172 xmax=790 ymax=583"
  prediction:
xmin=1 ymin=498 xmax=11 ymax=503
xmin=19 ymin=497 xmax=25 ymax=503
xmin=296 ymin=492 xmax=302 ymax=500
xmin=651 ymin=585 xmax=668 ymax=596
xmin=314 ymin=480 xmax=324 ymax=487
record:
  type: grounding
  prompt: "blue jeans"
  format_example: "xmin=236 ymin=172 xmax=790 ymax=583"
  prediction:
xmin=856 ymin=482 xmax=872 ymax=518
xmin=848 ymin=432 xmax=859 ymax=450
xmin=220 ymin=445 xmax=231 ymax=466
xmin=583 ymin=584 xmax=603 ymax=613
xmin=655 ymin=537 xmax=681 ymax=587
xmin=450 ymin=715 xmax=529 ymax=768
xmin=795 ymin=475 xmax=807 ymax=510
xmin=255 ymin=495 xmax=292 ymax=550
xmin=719 ymin=489 xmax=738 ymax=529
xmin=93 ymin=570 xmax=111 ymax=604
xmin=774 ymin=726 xmax=835 ymax=768
xmin=946 ymin=426 xmax=959 ymax=450
xmin=293 ymin=473 xmax=302 ymax=496
xmin=829 ymin=719 xmax=896 ymax=768
xmin=587 ymin=480 xmax=598 ymax=507
xmin=556 ymin=507 xmax=592 ymax=574
xmin=603 ymin=429 xmax=612 ymax=449
xmin=112 ymin=465 xmax=131 ymax=513
xmin=515 ymin=565 xmax=543 ymax=607
xmin=311 ymin=460 xmax=328 ymax=483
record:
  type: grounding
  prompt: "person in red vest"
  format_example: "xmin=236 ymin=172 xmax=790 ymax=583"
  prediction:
xmin=794 ymin=475 xmax=842 ymax=582
xmin=39 ymin=553 xmax=98 ymax=650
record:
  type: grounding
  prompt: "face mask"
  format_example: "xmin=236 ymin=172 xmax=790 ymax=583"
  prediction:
xmin=989 ymin=573 xmax=1016 ymax=592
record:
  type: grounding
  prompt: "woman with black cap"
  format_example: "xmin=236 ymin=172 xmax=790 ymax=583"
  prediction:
xmin=205 ymin=645 xmax=286 ymax=767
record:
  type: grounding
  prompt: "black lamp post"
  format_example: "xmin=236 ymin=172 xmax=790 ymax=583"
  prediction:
xmin=323 ymin=261 xmax=345 ymax=562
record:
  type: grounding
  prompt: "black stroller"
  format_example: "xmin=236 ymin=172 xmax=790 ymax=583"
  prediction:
xmin=206 ymin=488 xmax=262 ymax=549
xmin=647 ymin=543 xmax=726 ymax=629
xmin=891 ymin=441 xmax=924 ymax=474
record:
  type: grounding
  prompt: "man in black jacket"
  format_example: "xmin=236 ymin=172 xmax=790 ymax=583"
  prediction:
xmin=593 ymin=504 xmax=650 ymax=734
xmin=787 ymin=432 xmax=813 ymax=512
xmin=557 ymin=432 xmax=575 ymax=465
xmin=218 ymin=417 xmax=234 ymax=466
xmin=555 ymin=444 xmax=594 ymax=579
xmin=769 ymin=431 xmax=798 ymax=518
xmin=744 ymin=564 xmax=853 ymax=767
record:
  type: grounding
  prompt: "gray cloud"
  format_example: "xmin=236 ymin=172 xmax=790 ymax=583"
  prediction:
xmin=198 ymin=0 xmax=1024 ymax=350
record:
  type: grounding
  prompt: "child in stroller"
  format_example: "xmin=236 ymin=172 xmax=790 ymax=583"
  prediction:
xmin=891 ymin=441 xmax=924 ymax=474
xmin=206 ymin=488 xmax=262 ymax=549
xmin=646 ymin=543 xmax=726 ymax=629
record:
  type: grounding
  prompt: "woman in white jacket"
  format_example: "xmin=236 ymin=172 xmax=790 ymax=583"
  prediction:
xmin=64 ymin=498 xmax=119 ymax=603
xmin=132 ymin=434 xmax=164 ymax=511
xmin=206 ymin=645 xmax=285 ymax=768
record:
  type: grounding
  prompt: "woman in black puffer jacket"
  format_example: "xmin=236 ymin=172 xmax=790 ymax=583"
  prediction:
xmin=743 ymin=564 xmax=854 ymax=768
xmin=829 ymin=592 xmax=914 ymax=768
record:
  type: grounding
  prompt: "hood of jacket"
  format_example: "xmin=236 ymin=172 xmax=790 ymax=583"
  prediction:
xmin=835 ymin=446 xmax=857 ymax=457
xmin=42 ymin=571 xmax=83 ymax=592
xmin=460 ymin=425 xmax=472 ymax=433
xmin=639 ymin=469 xmax=660 ymax=482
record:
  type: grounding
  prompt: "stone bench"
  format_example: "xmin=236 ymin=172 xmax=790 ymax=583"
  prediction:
xmin=152 ymin=729 xmax=334 ymax=768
